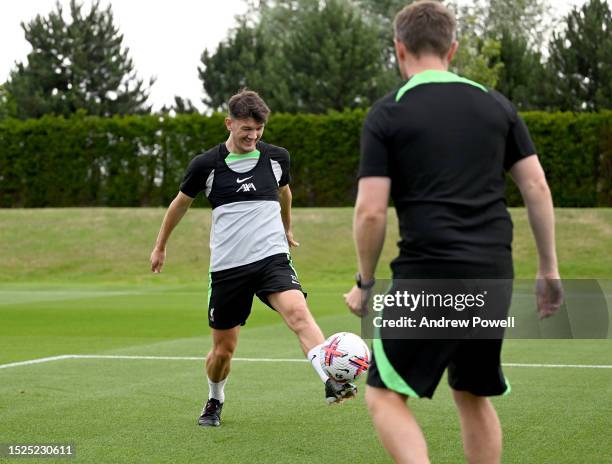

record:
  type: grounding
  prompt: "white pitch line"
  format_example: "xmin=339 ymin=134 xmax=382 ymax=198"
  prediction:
xmin=233 ymin=357 xmax=308 ymax=363
xmin=71 ymin=354 xmax=307 ymax=363
xmin=0 ymin=354 xmax=308 ymax=369
xmin=1 ymin=355 xmax=611 ymax=370
xmin=74 ymin=354 xmax=205 ymax=361
xmin=0 ymin=354 xmax=74 ymax=369
xmin=504 ymin=363 xmax=612 ymax=369
xmin=69 ymin=357 xmax=612 ymax=368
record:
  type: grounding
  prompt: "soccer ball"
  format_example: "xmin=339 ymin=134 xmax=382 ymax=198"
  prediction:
xmin=320 ymin=332 xmax=370 ymax=383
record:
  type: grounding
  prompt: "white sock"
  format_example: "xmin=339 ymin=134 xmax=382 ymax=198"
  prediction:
xmin=208 ymin=377 xmax=227 ymax=403
xmin=307 ymin=344 xmax=329 ymax=383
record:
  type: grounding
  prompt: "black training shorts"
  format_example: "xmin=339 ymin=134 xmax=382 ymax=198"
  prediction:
xmin=366 ymin=265 xmax=512 ymax=398
xmin=367 ymin=338 xmax=510 ymax=398
xmin=207 ymin=253 xmax=305 ymax=330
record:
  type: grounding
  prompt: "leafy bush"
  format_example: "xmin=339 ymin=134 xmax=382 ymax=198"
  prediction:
xmin=0 ymin=110 xmax=609 ymax=207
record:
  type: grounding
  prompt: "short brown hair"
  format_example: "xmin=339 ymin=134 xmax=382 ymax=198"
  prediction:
xmin=394 ymin=1 xmax=456 ymax=59
xmin=228 ymin=89 xmax=270 ymax=124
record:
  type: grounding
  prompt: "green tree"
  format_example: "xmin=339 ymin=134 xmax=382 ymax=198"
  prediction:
xmin=495 ymin=30 xmax=551 ymax=110
xmin=548 ymin=0 xmax=612 ymax=111
xmin=448 ymin=6 xmax=503 ymax=87
xmin=357 ymin=0 xmax=505 ymax=87
xmin=453 ymin=34 xmax=503 ymax=88
xmin=353 ymin=0 xmax=410 ymax=23
xmin=450 ymin=0 xmax=554 ymax=105
xmin=480 ymin=0 xmax=555 ymax=109
xmin=350 ymin=0 xmax=408 ymax=90
xmin=199 ymin=0 xmax=393 ymax=113
xmin=160 ymin=96 xmax=199 ymax=115
xmin=199 ymin=19 xmax=269 ymax=111
xmin=479 ymin=0 xmax=551 ymax=47
xmin=280 ymin=0 xmax=387 ymax=112
xmin=0 ymin=84 xmax=16 ymax=120
xmin=4 ymin=0 xmax=152 ymax=119
xmin=352 ymin=0 xmax=413 ymax=54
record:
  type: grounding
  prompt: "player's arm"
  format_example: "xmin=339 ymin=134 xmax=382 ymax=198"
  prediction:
xmin=353 ymin=177 xmax=390 ymax=280
xmin=150 ymin=191 xmax=194 ymax=273
xmin=344 ymin=177 xmax=390 ymax=316
xmin=279 ymin=184 xmax=299 ymax=247
xmin=509 ymin=155 xmax=563 ymax=318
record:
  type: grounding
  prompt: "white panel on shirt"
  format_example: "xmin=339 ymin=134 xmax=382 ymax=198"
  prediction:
xmin=210 ymin=200 xmax=289 ymax=271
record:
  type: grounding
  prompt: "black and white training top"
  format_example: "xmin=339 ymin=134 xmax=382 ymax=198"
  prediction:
xmin=180 ymin=141 xmax=290 ymax=272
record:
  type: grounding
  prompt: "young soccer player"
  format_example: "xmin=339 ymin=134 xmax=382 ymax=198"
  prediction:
xmin=150 ymin=89 xmax=356 ymax=427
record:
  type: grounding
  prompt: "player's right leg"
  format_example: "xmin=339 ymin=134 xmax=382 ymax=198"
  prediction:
xmin=198 ymin=326 xmax=240 ymax=427
xmin=198 ymin=263 xmax=254 ymax=427
xmin=206 ymin=326 xmax=240 ymax=386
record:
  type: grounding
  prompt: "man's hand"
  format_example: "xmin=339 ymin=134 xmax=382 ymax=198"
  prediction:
xmin=286 ymin=230 xmax=300 ymax=247
xmin=150 ymin=192 xmax=193 ymax=275
xmin=535 ymin=272 xmax=563 ymax=319
xmin=344 ymin=285 xmax=369 ymax=317
xmin=150 ymin=247 xmax=166 ymax=274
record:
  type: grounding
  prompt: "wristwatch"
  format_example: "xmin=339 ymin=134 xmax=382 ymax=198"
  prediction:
xmin=355 ymin=273 xmax=376 ymax=290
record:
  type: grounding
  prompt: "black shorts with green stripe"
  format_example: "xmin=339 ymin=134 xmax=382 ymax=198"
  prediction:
xmin=207 ymin=253 xmax=305 ymax=330
xmin=367 ymin=338 xmax=510 ymax=398
xmin=366 ymin=268 xmax=512 ymax=398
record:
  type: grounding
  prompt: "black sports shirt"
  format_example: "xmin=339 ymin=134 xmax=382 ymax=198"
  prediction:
xmin=358 ymin=70 xmax=536 ymax=277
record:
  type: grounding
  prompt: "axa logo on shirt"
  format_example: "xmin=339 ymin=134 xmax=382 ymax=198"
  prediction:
xmin=236 ymin=183 xmax=256 ymax=193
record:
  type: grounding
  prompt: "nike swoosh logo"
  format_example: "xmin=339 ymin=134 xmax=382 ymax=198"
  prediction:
xmin=236 ymin=176 xmax=253 ymax=183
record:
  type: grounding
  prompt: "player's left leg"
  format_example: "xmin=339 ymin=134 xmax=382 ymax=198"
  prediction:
xmin=365 ymin=386 xmax=430 ymax=464
xmin=447 ymin=339 xmax=507 ymax=463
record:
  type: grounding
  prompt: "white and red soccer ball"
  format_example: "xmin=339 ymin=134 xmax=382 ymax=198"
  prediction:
xmin=320 ymin=332 xmax=370 ymax=383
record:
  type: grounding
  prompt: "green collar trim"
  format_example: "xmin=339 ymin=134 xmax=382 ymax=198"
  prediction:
xmin=395 ymin=70 xmax=488 ymax=102
xmin=226 ymin=150 xmax=261 ymax=164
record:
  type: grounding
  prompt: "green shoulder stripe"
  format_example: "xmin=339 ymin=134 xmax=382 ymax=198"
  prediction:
xmin=396 ymin=69 xmax=487 ymax=102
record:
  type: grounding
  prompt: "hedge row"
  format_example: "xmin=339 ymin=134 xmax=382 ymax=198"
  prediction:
xmin=0 ymin=110 xmax=610 ymax=207
xmin=509 ymin=112 xmax=612 ymax=207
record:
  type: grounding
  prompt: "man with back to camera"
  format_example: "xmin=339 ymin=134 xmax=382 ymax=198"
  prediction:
xmin=344 ymin=1 xmax=564 ymax=463
xmin=150 ymin=89 xmax=357 ymax=427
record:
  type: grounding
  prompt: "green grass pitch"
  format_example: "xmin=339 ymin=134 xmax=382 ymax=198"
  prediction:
xmin=0 ymin=208 xmax=610 ymax=463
